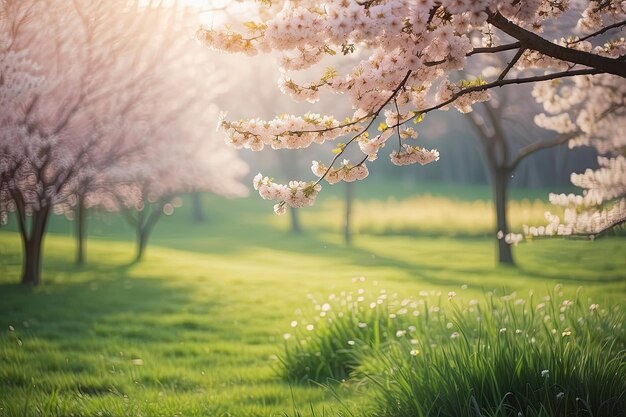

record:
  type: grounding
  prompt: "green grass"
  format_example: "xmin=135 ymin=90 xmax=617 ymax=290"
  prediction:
xmin=0 ymin=183 xmax=624 ymax=416
xmin=280 ymin=284 xmax=625 ymax=416
xmin=298 ymin=195 xmax=553 ymax=237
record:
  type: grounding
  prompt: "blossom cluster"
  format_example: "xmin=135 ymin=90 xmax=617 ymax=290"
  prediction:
xmin=311 ymin=160 xmax=369 ymax=184
xmin=501 ymin=232 xmax=523 ymax=246
xmin=525 ymin=157 xmax=626 ymax=236
xmin=436 ymin=79 xmax=491 ymax=113
xmin=524 ymin=199 xmax=626 ymax=237
xmin=358 ymin=129 xmax=394 ymax=161
xmin=532 ymin=73 xmax=625 ymax=154
xmin=570 ymin=156 xmax=626 ymax=206
xmin=390 ymin=145 xmax=440 ymax=166
xmin=220 ymin=112 xmax=362 ymax=151
xmin=577 ymin=2 xmax=626 ymax=34
xmin=253 ymin=173 xmax=321 ymax=214
xmin=530 ymin=70 xmax=626 ymax=237
xmin=533 ymin=113 xmax=576 ymax=134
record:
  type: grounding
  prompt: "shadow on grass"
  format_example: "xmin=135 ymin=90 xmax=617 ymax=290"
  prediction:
xmin=0 ymin=262 xmax=221 ymax=348
xmin=0 ymin=261 xmax=245 ymax=410
xmin=150 ymin=221 xmax=625 ymax=289
xmin=516 ymin=238 xmax=626 ymax=285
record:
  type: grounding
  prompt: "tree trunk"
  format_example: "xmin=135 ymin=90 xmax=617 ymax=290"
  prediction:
xmin=344 ymin=181 xmax=354 ymax=245
xmin=135 ymin=228 xmax=147 ymax=262
xmin=75 ymin=194 xmax=86 ymax=265
xmin=289 ymin=207 xmax=302 ymax=234
xmin=191 ymin=192 xmax=205 ymax=223
xmin=20 ymin=209 xmax=50 ymax=285
xmin=493 ymin=167 xmax=515 ymax=266
xmin=134 ymin=206 xmax=162 ymax=262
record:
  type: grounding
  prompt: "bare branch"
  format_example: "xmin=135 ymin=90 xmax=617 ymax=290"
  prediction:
xmin=497 ymin=47 xmax=525 ymax=81
xmin=508 ymin=132 xmax=577 ymax=171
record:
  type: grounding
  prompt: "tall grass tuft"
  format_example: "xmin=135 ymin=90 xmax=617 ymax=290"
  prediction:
xmin=278 ymin=277 xmax=418 ymax=382
xmin=280 ymin=282 xmax=626 ymax=416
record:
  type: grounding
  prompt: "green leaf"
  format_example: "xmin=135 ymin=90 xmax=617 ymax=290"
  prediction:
xmin=413 ymin=112 xmax=424 ymax=124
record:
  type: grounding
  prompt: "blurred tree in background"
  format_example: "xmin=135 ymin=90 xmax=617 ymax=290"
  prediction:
xmin=0 ymin=0 xmax=247 ymax=284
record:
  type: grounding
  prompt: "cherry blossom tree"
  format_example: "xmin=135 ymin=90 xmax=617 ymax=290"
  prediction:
xmin=95 ymin=24 xmax=250 ymax=261
xmin=70 ymin=116 xmax=159 ymax=265
xmin=198 ymin=0 xmax=626 ymax=236
xmin=67 ymin=2 xmax=235 ymax=266
xmin=0 ymin=0 xmax=98 ymax=285
xmin=100 ymin=105 xmax=248 ymax=262
xmin=1 ymin=0 xmax=165 ymax=282
xmin=0 ymin=0 xmax=248 ymax=283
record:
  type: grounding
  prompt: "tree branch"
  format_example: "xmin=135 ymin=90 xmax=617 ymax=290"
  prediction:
xmin=497 ymin=47 xmax=525 ymax=81
xmin=425 ymin=42 xmax=522 ymax=67
xmin=394 ymin=68 xmax=602 ymax=128
xmin=481 ymin=102 xmax=509 ymax=167
xmin=142 ymin=198 xmax=168 ymax=236
xmin=312 ymin=69 xmax=413 ymax=187
xmin=114 ymin=194 xmax=138 ymax=227
xmin=569 ymin=19 xmax=626 ymax=45
xmin=462 ymin=111 xmax=498 ymax=170
xmin=508 ymin=132 xmax=577 ymax=171
xmin=468 ymin=42 xmax=522 ymax=56
xmin=488 ymin=12 xmax=626 ymax=78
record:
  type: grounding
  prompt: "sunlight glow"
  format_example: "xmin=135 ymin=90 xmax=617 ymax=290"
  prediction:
xmin=177 ymin=0 xmax=245 ymax=26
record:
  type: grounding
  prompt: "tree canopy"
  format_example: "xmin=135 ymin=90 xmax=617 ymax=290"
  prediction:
xmin=199 ymin=0 xmax=626 ymax=237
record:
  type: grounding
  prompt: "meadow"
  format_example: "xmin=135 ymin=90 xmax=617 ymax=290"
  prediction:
xmin=0 ymin=181 xmax=624 ymax=416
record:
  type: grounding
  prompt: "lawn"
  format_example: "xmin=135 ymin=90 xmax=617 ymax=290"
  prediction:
xmin=1 ymin=183 xmax=624 ymax=416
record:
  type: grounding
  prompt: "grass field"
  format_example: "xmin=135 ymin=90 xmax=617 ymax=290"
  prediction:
xmin=1 ymin=182 xmax=624 ymax=416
